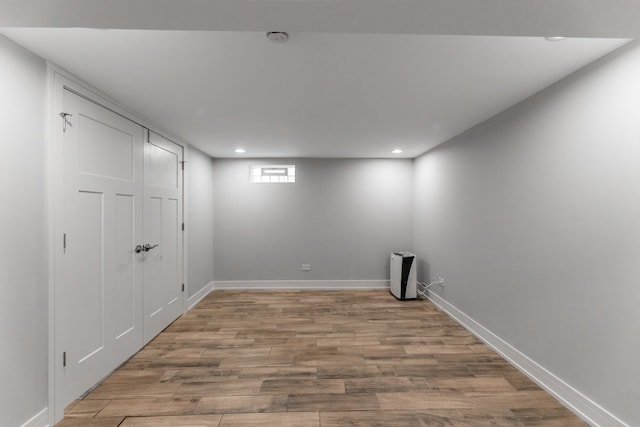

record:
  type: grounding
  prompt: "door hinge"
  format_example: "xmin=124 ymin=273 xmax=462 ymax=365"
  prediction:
xmin=180 ymin=160 xmax=186 ymax=170
xmin=181 ymin=222 xmax=185 ymax=231
xmin=63 ymin=233 xmax=67 ymax=253
xmin=63 ymin=351 xmax=66 ymax=367
xmin=182 ymin=283 xmax=185 ymax=292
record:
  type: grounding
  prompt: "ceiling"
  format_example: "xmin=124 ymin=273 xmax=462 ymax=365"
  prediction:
xmin=2 ymin=0 xmax=640 ymax=37
xmin=0 ymin=1 xmax=633 ymax=158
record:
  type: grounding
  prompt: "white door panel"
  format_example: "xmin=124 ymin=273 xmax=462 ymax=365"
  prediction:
xmin=70 ymin=190 xmax=104 ymax=362
xmin=145 ymin=196 xmax=164 ymax=319
xmin=114 ymin=194 xmax=136 ymax=339
xmin=55 ymin=87 xmax=184 ymax=419
xmin=146 ymin=142 xmax=179 ymax=188
xmin=57 ymin=89 xmax=144 ymax=410
xmin=143 ymin=133 xmax=184 ymax=343
xmin=164 ymin=198 xmax=181 ymax=307
xmin=77 ymin=113 xmax=135 ymax=181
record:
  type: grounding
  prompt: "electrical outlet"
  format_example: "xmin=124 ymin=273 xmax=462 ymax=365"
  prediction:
xmin=301 ymin=264 xmax=311 ymax=271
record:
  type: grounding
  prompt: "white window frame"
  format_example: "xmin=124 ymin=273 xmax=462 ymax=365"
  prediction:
xmin=250 ymin=164 xmax=296 ymax=183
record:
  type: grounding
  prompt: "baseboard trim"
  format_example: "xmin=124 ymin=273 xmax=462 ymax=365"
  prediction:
xmin=425 ymin=290 xmax=628 ymax=427
xmin=212 ymin=280 xmax=389 ymax=291
xmin=21 ymin=407 xmax=48 ymax=427
xmin=187 ymin=281 xmax=215 ymax=311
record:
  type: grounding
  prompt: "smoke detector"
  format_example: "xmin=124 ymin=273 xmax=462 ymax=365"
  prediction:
xmin=266 ymin=32 xmax=289 ymax=43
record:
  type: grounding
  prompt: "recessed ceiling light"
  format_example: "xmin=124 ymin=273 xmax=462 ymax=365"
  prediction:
xmin=266 ymin=32 xmax=289 ymax=43
xmin=545 ymin=36 xmax=567 ymax=42
xmin=391 ymin=149 xmax=403 ymax=154
xmin=234 ymin=148 xmax=246 ymax=154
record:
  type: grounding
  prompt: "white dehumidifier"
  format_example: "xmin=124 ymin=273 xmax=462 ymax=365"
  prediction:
xmin=390 ymin=252 xmax=417 ymax=300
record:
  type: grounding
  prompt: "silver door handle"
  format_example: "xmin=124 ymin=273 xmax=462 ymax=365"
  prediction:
xmin=143 ymin=243 xmax=159 ymax=252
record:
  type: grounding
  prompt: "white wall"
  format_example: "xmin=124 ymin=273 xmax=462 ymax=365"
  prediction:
xmin=0 ymin=35 xmax=48 ymax=427
xmin=187 ymin=146 xmax=215 ymax=298
xmin=413 ymin=41 xmax=640 ymax=425
xmin=213 ymin=158 xmax=413 ymax=282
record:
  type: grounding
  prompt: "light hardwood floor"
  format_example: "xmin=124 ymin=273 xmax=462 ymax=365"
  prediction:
xmin=58 ymin=290 xmax=586 ymax=426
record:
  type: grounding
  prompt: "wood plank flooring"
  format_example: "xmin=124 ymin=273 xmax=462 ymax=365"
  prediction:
xmin=58 ymin=290 xmax=586 ymax=426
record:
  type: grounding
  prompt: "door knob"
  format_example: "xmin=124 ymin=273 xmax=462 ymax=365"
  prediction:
xmin=135 ymin=245 xmax=143 ymax=253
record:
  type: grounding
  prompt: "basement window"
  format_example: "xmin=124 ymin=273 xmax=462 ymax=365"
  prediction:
xmin=250 ymin=165 xmax=296 ymax=183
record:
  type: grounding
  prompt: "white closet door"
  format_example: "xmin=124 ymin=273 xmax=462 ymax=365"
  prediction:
xmin=142 ymin=132 xmax=184 ymax=343
xmin=57 ymin=89 xmax=144 ymax=409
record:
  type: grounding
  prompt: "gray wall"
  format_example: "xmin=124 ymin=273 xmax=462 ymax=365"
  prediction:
xmin=187 ymin=146 xmax=215 ymax=298
xmin=0 ymin=35 xmax=48 ymax=426
xmin=213 ymin=158 xmax=413 ymax=281
xmin=413 ymin=41 xmax=640 ymax=425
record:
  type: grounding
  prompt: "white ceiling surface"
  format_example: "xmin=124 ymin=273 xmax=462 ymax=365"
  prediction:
xmin=1 ymin=29 xmax=629 ymax=158
xmin=1 ymin=0 xmax=640 ymax=38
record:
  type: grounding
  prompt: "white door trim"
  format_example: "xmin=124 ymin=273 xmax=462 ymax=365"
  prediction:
xmin=182 ymin=144 xmax=190 ymax=313
xmin=46 ymin=63 xmax=189 ymax=426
